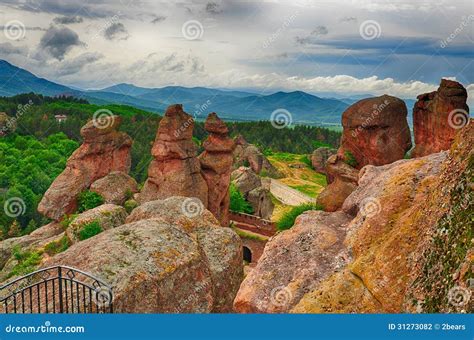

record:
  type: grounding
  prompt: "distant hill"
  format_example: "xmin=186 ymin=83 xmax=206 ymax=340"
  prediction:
xmin=0 ymin=59 xmax=417 ymax=125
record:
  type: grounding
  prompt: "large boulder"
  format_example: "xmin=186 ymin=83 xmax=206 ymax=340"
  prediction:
xmin=337 ymin=95 xmax=412 ymax=169
xmin=90 ymin=171 xmax=138 ymax=205
xmin=199 ymin=113 xmax=235 ymax=226
xmin=317 ymin=155 xmax=358 ymax=212
xmin=231 ymin=167 xmax=274 ymax=219
xmin=234 ymin=210 xmax=352 ymax=313
xmin=233 ymin=135 xmax=281 ymax=178
xmin=412 ymin=79 xmax=470 ymax=157
xmin=66 ymin=204 xmax=128 ymax=244
xmin=138 ymin=105 xmax=208 ymax=206
xmin=311 ymin=147 xmax=336 ymax=174
xmin=46 ymin=197 xmax=243 ymax=313
xmin=38 ymin=116 xmax=132 ymax=220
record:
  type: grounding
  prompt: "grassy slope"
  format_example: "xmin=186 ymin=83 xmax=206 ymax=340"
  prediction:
xmin=267 ymin=152 xmax=327 ymax=221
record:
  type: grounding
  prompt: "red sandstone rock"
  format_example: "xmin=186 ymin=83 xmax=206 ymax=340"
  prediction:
xmin=38 ymin=116 xmax=132 ymax=220
xmin=317 ymin=155 xmax=359 ymax=212
xmin=138 ymin=104 xmax=208 ymax=205
xmin=337 ymin=95 xmax=412 ymax=168
xmin=199 ymin=113 xmax=235 ymax=226
xmin=412 ymin=79 xmax=469 ymax=157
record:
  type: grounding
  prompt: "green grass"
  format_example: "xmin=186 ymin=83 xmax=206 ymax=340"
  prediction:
xmin=288 ymin=184 xmax=320 ymax=198
xmin=44 ymin=236 xmax=71 ymax=256
xmin=232 ymin=227 xmax=268 ymax=242
xmin=8 ymin=246 xmax=43 ymax=278
xmin=277 ymin=203 xmax=323 ymax=231
xmin=78 ymin=221 xmax=103 ymax=241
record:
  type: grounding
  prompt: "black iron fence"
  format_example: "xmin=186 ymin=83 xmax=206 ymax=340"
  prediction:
xmin=0 ymin=266 xmax=113 ymax=314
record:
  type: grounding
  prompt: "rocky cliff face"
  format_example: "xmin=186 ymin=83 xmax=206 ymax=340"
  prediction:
xmin=138 ymin=104 xmax=208 ymax=206
xmin=338 ymin=95 xmax=412 ymax=169
xmin=199 ymin=113 xmax=235 ymax=226
xmin=235 ymin=122 xmax=473 ymax=313
xmin=412 ymin=79 xmax=469 ymax=157
xmin=38 ymin=115 xmax=132 ymax=220
xmin=311 ymin=147 xmax=336 ymax=174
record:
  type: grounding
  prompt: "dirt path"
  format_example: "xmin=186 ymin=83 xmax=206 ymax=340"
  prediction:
xmin=269 ymin=179 xmax=317 ymax=206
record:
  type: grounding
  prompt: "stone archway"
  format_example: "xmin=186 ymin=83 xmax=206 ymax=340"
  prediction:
xmin=243 ymin=246 xmax=252 ymax=263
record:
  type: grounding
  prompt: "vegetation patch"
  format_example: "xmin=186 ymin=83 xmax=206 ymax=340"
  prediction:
xmin=77 ymin=190 xmax=104 ymax=213
xmin=277 ymin=203 xmax=323 ymax=231
xmin=8 ymin=245 xmax=42 ymax=278
xmin=44 ymin=236 xmax=71 ymax=256
xmin=78 ymin=220 xmax=103 ymax=241
xmin=343 ymin=151 xmax=358 ymax=168
xmin=229 ymin=183 xmax=253 ymax=214
xmin=232 ymin=227 xmax=268 ymax=242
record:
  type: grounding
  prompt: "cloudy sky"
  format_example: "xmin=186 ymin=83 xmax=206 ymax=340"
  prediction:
xmin=0 ymin=0 xmax=473 ymax=101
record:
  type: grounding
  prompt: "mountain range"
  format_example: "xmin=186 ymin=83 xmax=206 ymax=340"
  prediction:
xmin=0 ymin=60 xmax=416 ymax=125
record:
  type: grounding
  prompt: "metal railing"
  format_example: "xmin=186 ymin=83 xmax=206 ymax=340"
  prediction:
xmin=0 ymin=266 xmax=113 ymax=314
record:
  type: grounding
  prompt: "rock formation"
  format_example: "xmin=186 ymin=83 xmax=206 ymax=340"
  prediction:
xmin=90 ymin=171 xmax=138 ymax=205
xmin=337 ymin=95 xmax=412 ymax=169
xmin=199 ymin=113 xmax=235 ymax=226
xmin=412 ymin=79 xmax=469 ymax=157
xmin=38 ymin=116 xmax=132 ymax=220
xmin=44 ymin=197 xmax=243 ymax=313
xmin=235 ymin=122 xmax=473 ymax=313
xmin=231 ymin=167 xmax=274 ymax=219
xmin=311 ymin=147 xmax=336 ymax=174
xmin=0 ymin=112 xmax=16 ymax=136
xmin=316 ymin=155 xmax=358 ymax=212
xmin=66 ymin=204 xmax=128 ymax=244
xmin=138 ymin=104 xmax=208 ymax=206
xmin=234 ymin=210 xmax=352 ymax=313
xmin=233 ymin=135 xmax=281 ymax=178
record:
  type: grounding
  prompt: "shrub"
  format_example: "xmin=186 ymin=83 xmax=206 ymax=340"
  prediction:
xmin=124 ymin=199 xmax=139 ymax=214
xmin=229 ymin=183 xmax=253 ymax=214
xmin=299 ymin=154 xmax=312 ymax=167
xmin=61 ymin=213 xmax=77 ymax=230
xmin=343 ymin=151 xmax=358 ymax=168
xmin=78 ymin=221 xmax=103 ymax=241
xmin=44 ymin=236 xmax=71 ymax=256
xmin=77 ymin=190 xmax=104 ymax=213
xmin=8 ymin=246 xmax=42 ymax=278
xmin=277 ymin=203 xmax=323 ymax=231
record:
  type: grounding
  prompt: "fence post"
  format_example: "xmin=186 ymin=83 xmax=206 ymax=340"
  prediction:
xmin=58 ymin=267 xmax=64 ymax=313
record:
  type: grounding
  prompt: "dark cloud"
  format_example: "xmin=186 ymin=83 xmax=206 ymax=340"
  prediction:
xmin=39 ymin=26 xmax=84 ymax=60
xmin=103 ymin=22 xmax=129 ymax=40
xmin=296 ymin=25 xmax=328 ymax=45
xmin=9 ymin=0 xmax=111 ymax=18
xmin=151 ymin=15 xmax=167 ymax=24
xmin=53 ymin=16 xmax=84 ymax=24
xmin=205 ymin=2 xmax=222 ymax=14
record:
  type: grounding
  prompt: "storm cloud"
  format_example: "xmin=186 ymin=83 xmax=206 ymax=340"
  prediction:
xmin=39 ymin=26 xmax=84 ymax=60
